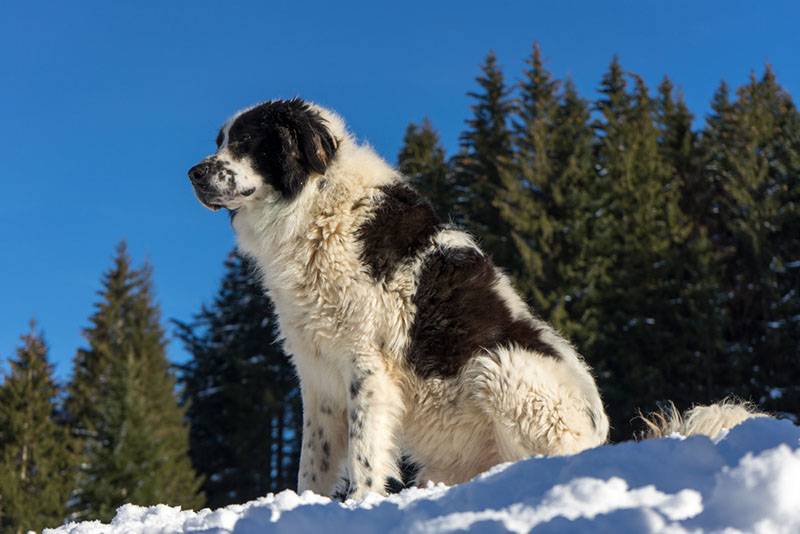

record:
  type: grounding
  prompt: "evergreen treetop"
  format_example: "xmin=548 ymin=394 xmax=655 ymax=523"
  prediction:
xmin=0 ymin=322 xmax=76 ymax=534
xmin=455 ymin=50 xmax=518 ymax=271
xmin=66 ymin=242 xmax=203 ymax=521
xmin=397 ymin=118 xmax=454 ymax=219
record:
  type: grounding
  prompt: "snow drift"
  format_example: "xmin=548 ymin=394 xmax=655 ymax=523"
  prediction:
xmin=46 ymin=417 xmax=800 ymax=533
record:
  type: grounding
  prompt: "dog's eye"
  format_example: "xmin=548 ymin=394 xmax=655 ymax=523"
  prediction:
xmin=215 ymin=130 xmax=224 ymax=148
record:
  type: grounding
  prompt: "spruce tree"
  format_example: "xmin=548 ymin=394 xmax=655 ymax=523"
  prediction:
xmin=496 ymin=44 xmax=595 ymax=342
xmin=656 ymin=79 xmax=696 ymax=172
xmin=175 ymin=251 xmax=302 ymax=508
xmin=656 ymin=77 xmax=700 ymax=213
xmin=655 ymin=77 xmax=728 ymax=403
xmin=397 ymin=118 xmax=453 ymax=219
xmin=697 ymin=82 xmax=738 ymax=236
xmin=497 ymin=42 xmax=560 ymax=300
xmin=546 ymin=80 xmax=598 ymax=343
xmin=587 ymin=60 xmax=711 ymax=439
xmin=0 ymin=323 xmax=76 ymax=534
xmin=66 ymin=242 xmax=203 ymax=521
xmin=454 ymin=51 xmax=517 ymax=271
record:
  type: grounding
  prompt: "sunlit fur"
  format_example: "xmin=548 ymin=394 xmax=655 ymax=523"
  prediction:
xmin=640 ymin=399 xmax=769 ymax=440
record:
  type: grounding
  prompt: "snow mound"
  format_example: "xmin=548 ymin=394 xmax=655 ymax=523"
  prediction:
xmin=46 ymin=417 xmax=800 ymax=534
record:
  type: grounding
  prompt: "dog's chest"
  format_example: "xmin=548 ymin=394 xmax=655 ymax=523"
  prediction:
xmin=240 ymin=202 xmax=413 ymax=370
xmin=268 ymin=215 xmax=379 ymax=354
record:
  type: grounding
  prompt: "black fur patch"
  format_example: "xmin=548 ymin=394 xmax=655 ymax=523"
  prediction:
xmin=350 ymin=377 xmax=363 ymax=399
xmin=385 ymin=476 xmax=406 ymax=494
xmin=226 ymin=98 xmax=337 ymax=198
xmin=356 ymin=183 xmax=441 ymax=281
xmin=399 ymin=457 xmax=419 ymax=489
xmin=407 ymin=247 xmax=560 ymax=379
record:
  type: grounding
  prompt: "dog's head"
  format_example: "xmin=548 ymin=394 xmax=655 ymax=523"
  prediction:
xmin=188 ymin=98 xmax=339 ymax=211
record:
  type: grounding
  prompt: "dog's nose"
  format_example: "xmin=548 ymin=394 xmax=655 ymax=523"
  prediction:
xmin=188 ymin=162 xmax=210 ymax=183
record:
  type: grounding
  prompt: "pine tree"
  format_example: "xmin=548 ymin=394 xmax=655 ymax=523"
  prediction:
xmin=696 ymin=82 xmax=737 ymax=237
xmin=587 ymin=60 xmax=713 ymax=439
xmin=66 ymin=242 xmax=203 ymax=521
xmin=397 ymin=118 xmax=453 ymax=219
xmin=175 ymin=251 xmax=302 ymax=508
xmin=496 ymin=42 xmax=560 ymax=301
xmin=454 ymin=51 xmax=517 ymax=271
xmin=546 ymin=80 xmax=598 ymax=343
xmin=0 ymin=323 xmax=76 ymax=534
xmin=496 ymin=44 xmax=595 ymax=341
xmin=655 ymin=78 xmax=729 ymax=404
xmin=763 ymin=71 xmax=800 ymax=418
xmin=656 ymin=77 xmax=700 ymax=212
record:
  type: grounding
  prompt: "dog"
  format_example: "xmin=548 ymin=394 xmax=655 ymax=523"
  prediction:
xmin=188 ymin=98 xmax=610 ymax=499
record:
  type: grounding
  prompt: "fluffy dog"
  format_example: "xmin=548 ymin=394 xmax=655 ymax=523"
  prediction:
xmin=188 ymin=99 xmax=609 ymax=499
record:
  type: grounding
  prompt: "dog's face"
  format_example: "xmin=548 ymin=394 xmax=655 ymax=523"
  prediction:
xmin=188 ymin=99 xmax=338 ymax=211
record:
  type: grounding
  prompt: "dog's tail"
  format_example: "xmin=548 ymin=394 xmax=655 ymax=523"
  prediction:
xmin=639 ymin=398 xmax=769 ymax=440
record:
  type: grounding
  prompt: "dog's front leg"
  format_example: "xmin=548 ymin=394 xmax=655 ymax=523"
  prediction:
xmin=345 ymin=356 xmax=404 ymax=499
xmin=297 ymin=388 xmax=347 ymax=496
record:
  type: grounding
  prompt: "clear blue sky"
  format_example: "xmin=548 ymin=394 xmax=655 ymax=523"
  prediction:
xmin=1 ymin=1 xmax=798 ymax=379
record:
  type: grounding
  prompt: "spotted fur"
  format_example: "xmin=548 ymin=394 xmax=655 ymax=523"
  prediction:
xmin=188 ymin=99 xmax=610 ymax=500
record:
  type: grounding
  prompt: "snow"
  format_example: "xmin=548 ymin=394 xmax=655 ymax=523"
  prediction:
xmin=46 ymin=417 xmax=800 ymax=534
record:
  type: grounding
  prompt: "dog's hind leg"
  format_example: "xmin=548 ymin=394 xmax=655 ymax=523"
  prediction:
xmin=466 ymin=346 xmax=608 ymax=461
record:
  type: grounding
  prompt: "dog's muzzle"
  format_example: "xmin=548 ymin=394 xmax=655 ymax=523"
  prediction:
xmin=187 ymin=160 xmax=221 ymax=210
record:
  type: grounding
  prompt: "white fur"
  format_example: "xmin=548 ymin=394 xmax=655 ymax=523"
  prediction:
xmin=203 ymin=102 xmax=610 ymax=499
xmin=642 ymin=400 xmax=768 ymax=440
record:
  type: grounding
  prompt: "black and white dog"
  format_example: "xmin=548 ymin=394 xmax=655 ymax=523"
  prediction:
xmin=188 ymin=99 xmax=609 ymax=499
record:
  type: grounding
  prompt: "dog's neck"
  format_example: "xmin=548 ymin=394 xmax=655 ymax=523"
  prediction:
xmin=232 ymin=135 xmax=398 ymax=294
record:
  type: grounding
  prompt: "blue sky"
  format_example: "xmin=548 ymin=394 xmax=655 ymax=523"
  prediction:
xmin=1 ymin=1 xmax=798 ymax=379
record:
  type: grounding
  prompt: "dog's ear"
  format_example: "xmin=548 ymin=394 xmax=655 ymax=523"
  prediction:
xmin=296 ymin=116 xmax=338 ymax=176
xmin=272 ymin=107 xmax=337 ymax=197
xmin=273 ymin=125 xmax=308 ymax=197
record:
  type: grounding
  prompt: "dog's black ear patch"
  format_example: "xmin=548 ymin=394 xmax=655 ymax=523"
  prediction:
xmin=233 ymin=99 xmax=339 ymax=198
xmin=298 ymin=115 xmax=337 ymax=176
xmin=273 ymin=124 xmax=308 ymax=197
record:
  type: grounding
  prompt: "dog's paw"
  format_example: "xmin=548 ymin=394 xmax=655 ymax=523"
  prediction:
xmin=385 ymin=476 xmax=405 ymax=494
xmin=344 ymin=477 xmax=388 ymax=501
